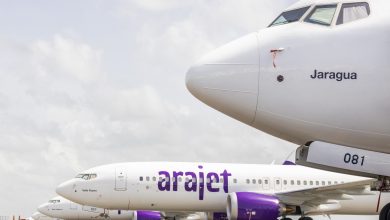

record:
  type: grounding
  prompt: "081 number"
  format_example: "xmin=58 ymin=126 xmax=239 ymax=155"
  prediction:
xmin=344 ymin=153 xmax=365 ymax=166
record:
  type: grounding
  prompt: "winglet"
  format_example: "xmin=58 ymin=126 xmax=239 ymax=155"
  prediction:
xmin=282 ymin=160 xmax=296 ymax=165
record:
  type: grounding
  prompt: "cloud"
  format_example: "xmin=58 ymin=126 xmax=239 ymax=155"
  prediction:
xmin=130 ymin=0 xmax=186 ymax=11
xmin=31 ymin=35 xmax=103 ymax=82
xmin=0 ymin=35 xmax=105 ymax=215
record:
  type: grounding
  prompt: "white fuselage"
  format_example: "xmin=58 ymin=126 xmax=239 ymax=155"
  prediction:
xmin=185 ymin=0 xmax=390 ymax=154
xmin=38 ymin=196 xmax=133 ymax=220
xmin=57 ymin=162 xmax=390 ymax=215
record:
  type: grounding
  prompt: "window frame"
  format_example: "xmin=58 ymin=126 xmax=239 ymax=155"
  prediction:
xmin=304 ymin=4 xmax=338 ymax=26
xmin=269 ymin=6 xmax=312 ymax=27
xmin=336 ymin=2 xmax=370 ymax=25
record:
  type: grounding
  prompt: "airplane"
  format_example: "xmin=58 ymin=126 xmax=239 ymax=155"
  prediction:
xmin=185 ymin=0 xmax=390 ymax=179
xmin=38 ymin=195 xmax=210 ymax=220
xmin=37 ymin=196 xmax=138 ymax=220
xmin=55 ymin=161 xmax=390 ymax=220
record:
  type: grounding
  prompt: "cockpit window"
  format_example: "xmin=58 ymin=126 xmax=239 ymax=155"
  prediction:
xmin=305 ymin=5 xmax=337 ymax=26
xmin=75 ymin=173 xmax=97 ymax=180
xmin=336 ymin=2 xmax=370 ymax=25
xmin=75 ymin=174 xmax=89 ymax=180
xmin=48 ymin=199 xmax=60 ymax=203
xmin=89 ymin=174 xmax=97 ymax=179
xmin=269 ymin=6 xmax=310 ymax=27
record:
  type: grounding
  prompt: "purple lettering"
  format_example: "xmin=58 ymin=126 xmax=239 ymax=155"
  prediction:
xmin=157 ymin=166 xmax=232 ymax=200
xmin=184 ymin=172 xmax=197 ymax=192
xmin=198 ymin=165 xmax=204 ymax=200
xmin=173 ymin=171 xmax=183 ymax=191
xmin=206 ymin=172 xmax=219 ymax=192
xmin=220 ymin=170 xmax=231 ymax=193
xmin=158 ymin=171 xmax=170 ymax=191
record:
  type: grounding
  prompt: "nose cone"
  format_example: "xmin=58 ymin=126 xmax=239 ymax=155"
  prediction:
xmin=186 ymin=32 xmax=260 ymax=124
xmin=37 ymin=204 xmax=49 ymax=216
xmin=56 ymin=179 xmax=77 ymax=202
xmin=32 ymin=212 xmax=41 ymax=220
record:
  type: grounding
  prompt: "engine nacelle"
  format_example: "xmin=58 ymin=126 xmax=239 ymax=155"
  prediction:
xmin=134 ymin=211 xmax=161 ymax=220
xmin=206 ymin=212 xmax=228 ymax=220
xmin=227 ymin=192 xmax=285 ymax=220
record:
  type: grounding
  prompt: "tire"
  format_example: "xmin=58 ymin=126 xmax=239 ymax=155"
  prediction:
xmin=298 ymin=217 xmax=313 ymax=220
xmin=380 ymin=203 xmax=390 ymax=220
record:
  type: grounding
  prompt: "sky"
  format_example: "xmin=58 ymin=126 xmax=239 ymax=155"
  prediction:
xmin=0 ymin=1 xmax=377 ymax=220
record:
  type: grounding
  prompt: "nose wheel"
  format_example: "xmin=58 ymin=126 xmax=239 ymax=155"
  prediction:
xmin=380 ymin=203 xmax=390 ymax=220
xmin=298 ymin=217 xmax=313 ymax=220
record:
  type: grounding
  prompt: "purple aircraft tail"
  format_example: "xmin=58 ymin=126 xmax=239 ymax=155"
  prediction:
xmin=282 ymin=160 xmax=296 ymax=165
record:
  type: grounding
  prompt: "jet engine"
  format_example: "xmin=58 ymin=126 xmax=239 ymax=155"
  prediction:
xmin=227 ymin=192 xmax=294 ymax=220
xmin=134 ymin=211 xmax=161 ymax=220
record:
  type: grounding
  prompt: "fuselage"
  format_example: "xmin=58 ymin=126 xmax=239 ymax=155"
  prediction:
xmin=185 ymin=0 xmax=390 ymax=154
xmin=38 ymin=196 xmax=133 ymax=220
xmin=56 ymin=162 xmax=390 ymax=215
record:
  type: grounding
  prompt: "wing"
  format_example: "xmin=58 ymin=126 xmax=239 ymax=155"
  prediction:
xmin=276 ymin=179 xmax=376 ymax=215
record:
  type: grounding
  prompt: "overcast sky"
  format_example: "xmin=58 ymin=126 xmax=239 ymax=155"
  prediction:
xmin=0 ymin=1 xmax=377 ymax=219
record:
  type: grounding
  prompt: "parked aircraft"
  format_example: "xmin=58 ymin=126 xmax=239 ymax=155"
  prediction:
xmin=38 ymin=195 xmax=211 ymax=220
xmin=56 ymin=162 xmax=390 ymax=220
xmin=37 ymin=196 xmax=140 ymax=220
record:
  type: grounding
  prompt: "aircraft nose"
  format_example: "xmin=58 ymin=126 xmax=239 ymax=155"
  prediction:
xmin=186 ymin=32 xmax=260 ymax=124
xmin=56 ymin=179 xmax=77 ymax=202
xmin=37 ymin=204 xmax=49 ymax=215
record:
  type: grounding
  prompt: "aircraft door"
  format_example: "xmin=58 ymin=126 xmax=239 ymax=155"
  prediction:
xmin=115 ymin=168 xmax=127 ymax=191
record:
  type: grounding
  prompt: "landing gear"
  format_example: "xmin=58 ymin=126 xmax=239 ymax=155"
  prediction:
xmin=280 ymin=218 xmax=292 ymax=220
xmin=380 ymin=203 xmax=390 ymax=220
xmin=376 ymin=176 xmax=390 ymax=191
xmin=298 ymin=217 xmax=313 ymax=220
